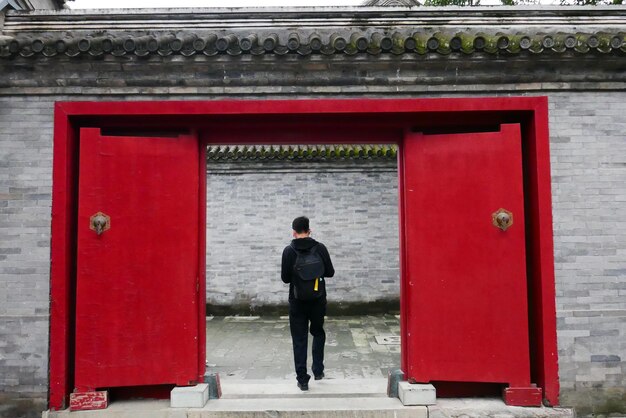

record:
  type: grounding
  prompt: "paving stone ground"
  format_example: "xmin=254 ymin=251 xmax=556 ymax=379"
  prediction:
xmin=205 ymin=315 xmax=401 ymax=381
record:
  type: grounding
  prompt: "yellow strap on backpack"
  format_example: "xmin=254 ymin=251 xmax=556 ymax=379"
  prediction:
xmin=314 ymin=278 xmax=319 ymax=291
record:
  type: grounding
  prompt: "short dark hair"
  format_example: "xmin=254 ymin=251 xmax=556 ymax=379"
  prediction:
xmin=292 ymin=216 xmax=310 ymax=233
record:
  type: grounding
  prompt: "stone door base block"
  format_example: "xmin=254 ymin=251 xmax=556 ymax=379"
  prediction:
xmin=69 ymin=391 xmax=108 ymax=411
xmin=387 ymin=369 xmax=405 ymax=398
xmin=503 ymin=386 xmax=543 ymax=406
xmin=398 ymin=382 xmax=436 ymax=406
xmin=203 ymin=372 xmax=222 ymax=399
xmin=170 ymin=383 xmax=209 ymax=408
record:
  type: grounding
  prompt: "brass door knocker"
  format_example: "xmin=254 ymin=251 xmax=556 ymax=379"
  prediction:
xmin=492 ymin=208 xmax=513 ymax=231
xmin=90 ymin=212 xmax=110 ymax=235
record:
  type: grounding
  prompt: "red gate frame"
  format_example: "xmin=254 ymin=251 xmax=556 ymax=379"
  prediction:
xmin=49 ymin=97 xmax=559 ymax=410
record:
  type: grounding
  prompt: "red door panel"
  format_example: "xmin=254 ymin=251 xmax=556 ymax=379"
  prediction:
xmin=75 ymin=128 xmax=200 ymax=390
xmin=403 ymin=124 xmax=531 ymax=388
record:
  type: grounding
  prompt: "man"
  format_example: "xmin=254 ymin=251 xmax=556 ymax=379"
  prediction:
xmin=281 ymin=216 xmax=334 ymax=391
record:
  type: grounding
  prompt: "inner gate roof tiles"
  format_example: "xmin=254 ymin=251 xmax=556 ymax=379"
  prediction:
xmin=206 ymin=144 xmax=398 ymax=161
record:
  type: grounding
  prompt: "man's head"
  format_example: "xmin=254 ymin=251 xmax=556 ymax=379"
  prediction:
xmin=292 ymin=216 xmax=311 ymax=238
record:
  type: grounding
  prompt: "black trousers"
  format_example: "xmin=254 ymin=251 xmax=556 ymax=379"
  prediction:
xmin=288 ymin=298 xmax=326 ymax=384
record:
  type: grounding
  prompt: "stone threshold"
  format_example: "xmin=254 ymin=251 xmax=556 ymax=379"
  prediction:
xmin=44 ymin=379 xmax=574 ymax=418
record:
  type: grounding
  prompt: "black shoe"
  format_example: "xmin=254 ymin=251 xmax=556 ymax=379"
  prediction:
xmin=297 ymin=381 xmax=309 ymax=391
xmin=314 ymin=372 xmax=324 ymax=380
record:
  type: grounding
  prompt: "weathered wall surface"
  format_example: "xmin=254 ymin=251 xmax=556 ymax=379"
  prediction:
xmin=0 ymin=96 xmax=53 ymax=417
xmin=548 ymin=92 xmax=626 ymax=415
xmin=205 ymin=159 xmax=399 ymax=312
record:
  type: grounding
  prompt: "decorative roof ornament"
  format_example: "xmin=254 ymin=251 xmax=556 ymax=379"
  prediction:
xmin=362 ymin=0 xmax=423 ymax=6
xmin=0 ymin=0 xmax=22 ymax=11
xmin=1 ymin=0 xmax=65 ymax=11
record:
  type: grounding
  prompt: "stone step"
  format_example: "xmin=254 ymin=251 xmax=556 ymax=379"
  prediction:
xmin=43 ymin=379 xmax=575 ymax=418
xmin=219 ymin=377 xmax=388 ymax=398
xmin=44 ymin=397 xmax=427 ymax=418
xmin=44 ymin=397 xmax=575 ymax=418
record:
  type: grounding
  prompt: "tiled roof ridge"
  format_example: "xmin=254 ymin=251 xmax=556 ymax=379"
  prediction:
xmin=5 ymin=7 xmax=626 ymax=22
xmin=206 ymin=145 xmax=398 ymax=161
xmin=0 ymin=29 xmax=624 ymax=58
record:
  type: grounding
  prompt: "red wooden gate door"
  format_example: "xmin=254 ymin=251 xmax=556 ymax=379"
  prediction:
xmin=402 ymin=124 xmax=535 ymax=396
xmin=74 ymin=128 xmax=200 ymax=391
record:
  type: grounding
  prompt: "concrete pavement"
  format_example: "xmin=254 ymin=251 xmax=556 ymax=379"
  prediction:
xmin=206 ymin=315 xmax=401 ymax=381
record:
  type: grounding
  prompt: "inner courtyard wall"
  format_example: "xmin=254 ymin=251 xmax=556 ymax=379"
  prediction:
xmin=205 ymin=158 xmax=399 ymax=313
xmin=0 ymin=90 xmax=625 ymax=415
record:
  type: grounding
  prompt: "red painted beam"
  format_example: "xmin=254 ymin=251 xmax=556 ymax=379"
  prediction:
xmin=197 ymin=138 xmax=207 ymax=383
xmin=49 ymin=104 xmax=76 ymax=411
xmin=527 ymin=99 xmax=560 ymax=406
xmin=397 ymin=134 xmax=408 ymax=375
xmin=57 ymin=97 xmax=544 ymax=116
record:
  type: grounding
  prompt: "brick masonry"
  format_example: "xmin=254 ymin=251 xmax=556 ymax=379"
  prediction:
xmin=0 ymin=97 xmax=52 ymax=402
xmin=1 ymin=91 xmax=625 ymax=416
xmin=206 ymin=159 xmax=399 ymax=310
xmin=547 ymin=93 xmax=626 ymax=414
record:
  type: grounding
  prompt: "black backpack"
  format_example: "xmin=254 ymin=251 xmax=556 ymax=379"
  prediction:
xmin=290 ymin=243 xmax=326 ymax=301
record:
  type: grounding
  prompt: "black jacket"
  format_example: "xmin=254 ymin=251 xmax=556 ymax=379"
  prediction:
xmin=281 ymin=237 xmax=335 ymax=301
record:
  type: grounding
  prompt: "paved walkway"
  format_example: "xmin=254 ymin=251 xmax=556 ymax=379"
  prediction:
xmin=205 ymin=315 xmax=401 ymax=381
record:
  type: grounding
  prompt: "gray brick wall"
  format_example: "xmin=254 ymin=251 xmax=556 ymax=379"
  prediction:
xmin=206 ymin=160 xmax=399 ymax=309
xmin=0 ymin=92 xmax=625 ymax=416
xmin=0 ymin=97 xmax=53 ymax=405
xmin=547 ymin=92 xmax=626 ymax=414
